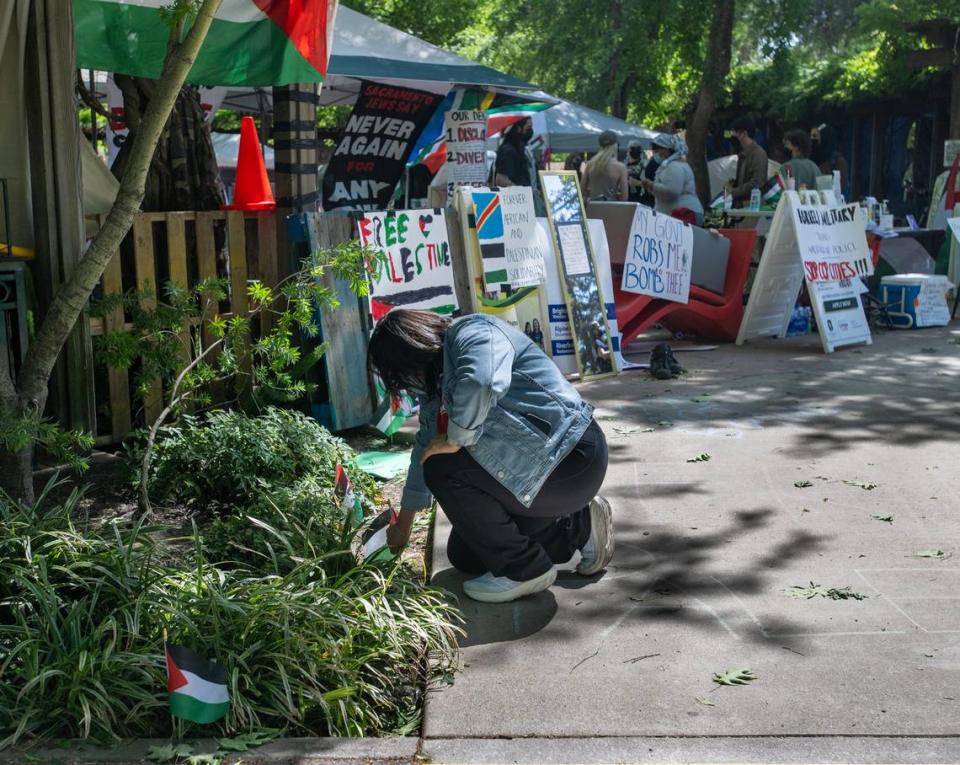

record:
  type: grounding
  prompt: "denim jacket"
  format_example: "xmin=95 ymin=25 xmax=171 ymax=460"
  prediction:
xmin=401 ymin=314 xmax=594 ymax=510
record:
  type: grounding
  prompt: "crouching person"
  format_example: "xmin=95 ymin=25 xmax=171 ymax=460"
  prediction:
xmin=368 ymin=310 xmax=613 ymax=604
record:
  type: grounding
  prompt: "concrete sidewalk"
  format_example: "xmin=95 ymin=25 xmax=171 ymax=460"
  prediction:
xmin=423 ymin=326 xmax=960 ymax=763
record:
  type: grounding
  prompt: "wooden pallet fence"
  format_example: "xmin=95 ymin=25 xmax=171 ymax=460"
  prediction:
xmin=90 ymin=210 xmax=277 ymax=444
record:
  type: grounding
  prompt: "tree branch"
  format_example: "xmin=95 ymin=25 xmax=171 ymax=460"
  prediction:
xmin=15 ymin=0 xmax=223 ymax=408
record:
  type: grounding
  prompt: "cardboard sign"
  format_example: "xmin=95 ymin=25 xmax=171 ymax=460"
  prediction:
xmin=540 ymin=171 xmax=617 ymax=379
xmin=738 ymin=191 xmax=871 ymax=353
xmin=323 ymin=82 xmax=443 ymax=211
xmin=445 ymin=109 xmax=488 ymax=196
xmin=357 ymin=209 xmax=458 ymax=321
xmin=620 ymin=204 xmax=694 ymax=303
xmin=793 ymin=202 xmax=874 ymax=282
xmin=473 ymin=187 xmax=546 ymax=289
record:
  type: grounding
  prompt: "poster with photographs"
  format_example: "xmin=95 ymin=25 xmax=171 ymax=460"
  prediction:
xmin=538 ymin=171 xmax=617 ymax=379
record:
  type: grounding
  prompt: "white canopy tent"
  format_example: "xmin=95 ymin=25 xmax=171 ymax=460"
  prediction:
xmin=530 ymin=99 xmax=663 ymax=153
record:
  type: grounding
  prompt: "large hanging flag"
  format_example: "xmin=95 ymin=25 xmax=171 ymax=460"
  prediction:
xmin=75 ymin=0 xmax=338 ymax=86
xmin=165 ymin=643 xmax=230 ymax=725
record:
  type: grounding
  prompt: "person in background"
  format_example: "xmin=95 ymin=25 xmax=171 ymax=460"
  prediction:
xmin=811 ymin=123 xmax=849 ymax=195
xmin=641 ymin=134 xmax=704 ymax=225
xmin=779 ymin=129 xmax=821 ymax=190
xmin=369 ymin=310 xmax=613 ymax=604
xmin=582 ymin=130 xmax=628 ymax=201
xmin=727 ymin=115 xmax=768 ymax=207
xmin=625 ymin=141 xmax=647 ymax=203
xmin=564 ymin=152 xmax=585 ymax=174
xmin=495 ymin=118 xmax=536 ymax=188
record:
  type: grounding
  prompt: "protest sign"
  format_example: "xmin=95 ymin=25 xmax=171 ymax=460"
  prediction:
xmin=445 ymin=109 xmax=488 ymax=196
xmin=540 ymin=171 xmax=617 ymax=379
xmin=356 ymin=209 xmax=458 ymax=321
xmin=620 ymin=204 xmax=694 ymax=304
xmin=473 ymin=187 xmax=547 ymax=289
xmin=738 ymin=191 xmax=871 ymax=353
xmin=793 ymin=202 xmax=874 ymax=282
xmin=323 ymin=81 xmax=442 ymax=211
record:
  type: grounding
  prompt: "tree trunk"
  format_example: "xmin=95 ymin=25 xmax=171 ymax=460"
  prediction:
xmin=0 ymin=446 xmax=34 ymax=503
xmin=685 ymin=0 xmax=735 ymax=207
xmin=112 ymin=79 xmax=225 ymax=212
xmin=0 ymin=0 xmax=223 ymax=505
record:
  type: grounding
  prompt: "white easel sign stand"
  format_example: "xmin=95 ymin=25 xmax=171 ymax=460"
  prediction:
xmin=736 ymin=190 xmax=874 ymax=354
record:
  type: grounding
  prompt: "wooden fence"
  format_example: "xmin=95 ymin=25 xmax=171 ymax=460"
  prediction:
xmin=89 ymin=210 xmax=278 ymax=444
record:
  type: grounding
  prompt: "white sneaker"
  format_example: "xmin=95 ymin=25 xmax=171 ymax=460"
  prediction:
xmin=462 ymin=566 xmax=557 ymax=603
xmin=577 ymin=495 xmax=614 ymax=575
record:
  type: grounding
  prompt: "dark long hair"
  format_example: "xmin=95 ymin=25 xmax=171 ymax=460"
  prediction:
xmin=368 ymin=309 xmax=449 ymax=397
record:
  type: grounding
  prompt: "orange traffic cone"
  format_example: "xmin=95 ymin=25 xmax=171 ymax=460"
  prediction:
xmin=225 ymin=116 xmax=275 ymax=211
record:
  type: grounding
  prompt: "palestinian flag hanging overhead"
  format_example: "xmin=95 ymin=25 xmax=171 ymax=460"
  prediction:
xmin=75 ymin=0 xmax=338 ymax=86
xmin=165 ymin=643 xmax=230 ymax=724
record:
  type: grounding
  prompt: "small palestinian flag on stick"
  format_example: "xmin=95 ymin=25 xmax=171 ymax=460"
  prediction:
xmin=761 ymin=175 xmax=785 ymax=205
xmin=165 ymin=643 xmax=230 ymax=725
xmin=335 ymin=463 xmax=364 ymax=527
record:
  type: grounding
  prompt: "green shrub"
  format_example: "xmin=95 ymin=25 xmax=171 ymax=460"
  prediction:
xmin=0 ymin=479 xmax=461 ymax=747
xmin=141 ymin=407 xmax=380 ymax=511
xmin=201 ymin=476 xmax=352 ymax=572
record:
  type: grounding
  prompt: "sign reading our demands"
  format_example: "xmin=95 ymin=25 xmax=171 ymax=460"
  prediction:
xmin=445 ymin=109 xmax=488 ymax=195
xmin=793 ymin=203 xmax=874 ymax=282
xmin=473 ymin=187 xmax=547 ymax=289
xmin=323 ymin=82 xmax=443 ymax=211
xmin=620 ymin=205 xmax=694 ymax=304
xmin=357 ymin=209 xmax=458 ymax=322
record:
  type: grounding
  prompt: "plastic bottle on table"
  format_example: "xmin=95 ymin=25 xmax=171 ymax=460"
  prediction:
xmin=749 ymin=185 xmax=761 ymax=212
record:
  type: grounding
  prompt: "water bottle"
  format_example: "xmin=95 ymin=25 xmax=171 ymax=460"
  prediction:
xmin=749 ymin=185 xmax=761 ymax=212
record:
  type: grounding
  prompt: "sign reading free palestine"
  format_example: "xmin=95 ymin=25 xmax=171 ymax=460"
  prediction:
xmin=357 ymin=209 xmax=458 ymax=322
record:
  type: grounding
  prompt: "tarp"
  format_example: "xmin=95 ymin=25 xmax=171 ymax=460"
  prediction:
xmin=221 ymin=6 xmax=536 ymax=110
xmin=530 ymin=100 xmax=662 ymax=153
xmin=211 ymin=131 xmax=275 ymax=170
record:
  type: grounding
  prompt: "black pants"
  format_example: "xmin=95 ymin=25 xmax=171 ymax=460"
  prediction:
xmin=423 ymin=419 xmax=608 ymax=581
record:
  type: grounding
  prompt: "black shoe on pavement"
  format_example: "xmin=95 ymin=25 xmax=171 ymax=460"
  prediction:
xmin=666 ymin=346 xmax=684 ymax=376
xmin=649 ymin=343 xmax=673 ymax=379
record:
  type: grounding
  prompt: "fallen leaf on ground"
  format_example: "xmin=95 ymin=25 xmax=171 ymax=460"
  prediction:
xmin=794 ymin=480 xmax=814 ymax=488
xmin=844 ymin=479 xmax=879 ymax=490
xmin=871 ymin=514 xmax=894 ymax=523
xmin=785 ymin=582 xmax=866 ymax=600
xmin=695 ymin=696 xmax=716 ymax=706
xmin=687 ymin=453 xmax=711 ymax=463
xmin=712 ymin=668 xmax=757 ymax=687
xmin=911 ymin=549 xmax=948 ymax=559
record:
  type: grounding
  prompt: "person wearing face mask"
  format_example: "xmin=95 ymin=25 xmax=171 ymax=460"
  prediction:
xmin=370 ymin=309 xmax=613 ymax=604
xmin=625 ymin=141 xmax=648 ymax=204
xmin=779 ymin=129 xmax=821 ymax=190
xmin=727 ymin=116 xmax=768 ymax=208
xmin=495 ymin=117 xmax=536 ymax=188
xmin=640 ymin=134 xmax=704 ymax=224
xmin=494 ymin=117 xmax=546 ymax=214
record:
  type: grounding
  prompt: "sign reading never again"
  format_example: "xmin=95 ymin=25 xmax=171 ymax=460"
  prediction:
xmin=323 ymin=81 xmax=443 ymax=211
xmin=357 ymin=209 xmax=458 ymax=322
